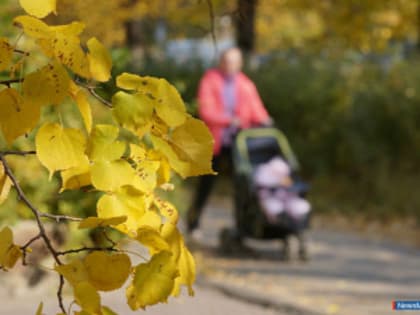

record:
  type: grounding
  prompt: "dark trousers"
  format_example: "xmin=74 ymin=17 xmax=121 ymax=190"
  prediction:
xmin=187 ymin=146 xmax=232 ymax=231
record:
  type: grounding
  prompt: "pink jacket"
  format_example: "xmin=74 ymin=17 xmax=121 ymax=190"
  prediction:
xmin=198 ymin=69 xmax=270 ymax=155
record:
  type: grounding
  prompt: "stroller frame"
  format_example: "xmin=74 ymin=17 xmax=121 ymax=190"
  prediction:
xmin=220 ymin=127 xmax=310 ymax=259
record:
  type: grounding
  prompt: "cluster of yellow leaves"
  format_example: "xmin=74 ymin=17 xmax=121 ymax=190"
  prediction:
xmin=0 ymin=1 xmax=215 ymax=314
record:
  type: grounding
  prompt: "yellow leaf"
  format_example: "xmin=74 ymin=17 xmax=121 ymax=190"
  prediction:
xmin=52 ymin=30 xmax=90 ymax=78
xmin=115 ymin=73 xmax=186 ymax=127
xmin=135 ymin=160 xmax=160 ymax=193
xmin=97 ymin=186 xmax=147 ymax=236
xmin=60 ymin=156 xmax=91 ymax=192
xmin=78 ymin=216 xmax=127 ymax=229
xmin=101 ymin=306 xmax=118 ymax=315
xmin=161 ymin=222 xmax=182 ymax=262
xmin=23 ymin=62 xmax=70 ymax=107
xmin=136 ymin=226 xmax=169 ymax=254
xmin=0 ymin=227 xmax=21 ymax=270
xmin=55 ymin=259 xmax=88 ymax=286
xmin=116 ymin=73 xmax=159 ymax=91
xmin=153 ymin=78 xmax=187 ymax=127
xmin=35 ymin=302 xmax=44 ymax=315
xmin=126 ymin=251 xmax=178 ymax=310
xmin=151 ymin=117 xmax=215 ymax=178
xmin=84 ymin=252 xmax=131 ymax=291
xmin=153 ymin=197 xmax=179 ymax=224
xmin=170 ymin=117 xmax=215 ymax=175
xmin=112 ymin=91 xmax=154 ymax=136
xmin=0 ymin=163 xmax=12 ymax=205
xmin=150 ymin=115 xmax=170 ymax=137
xmin=16 ymin=18 xmax=90 ymax=78
xmin=90 ymin=159 xmax=138 ymax=192
xmin=0 ymin=38 xmax=13 ymax=71
xmin=3 ymin=245 xmax=22 ymax=269
xmin=172 ymin=245 xmax=196 ymax=297
xmin=87 ymin=125 xmax=125 ymax=162
xmin=147 ymin=150 xmax=171 ymax=186
xmin=0 ymin=227 xmax=13 ymax=259
xmin=50 ymin=22 xmax=85 ymax=37
xmin=74 ymin=281 xmax=101 ymax=314
xmin=136 ymin=211 xmax=162 ymax=232
xmin=160 ymin=222 xmax=195 ymax=296
xmin=87 ymin=37 xmax=112 ymax=82
xmin=0 ymin=88 xmax=40 ymax=144
xmin=13 ymin=15 xmax=52 ymax=39
xmin=19 ymin=0 xmax=56 ymax=18
xmin=129 ymin=144 xmax=161 ymax=193
xmin=69 ymin=84 xmax=92 ymax=133
xmin=151 ymin=136 xmax=188 ymax=176
xmin=129 ymin=143 xmax=147 ymax=160
xmin=36 ymin=123 xmax=87 ymax=177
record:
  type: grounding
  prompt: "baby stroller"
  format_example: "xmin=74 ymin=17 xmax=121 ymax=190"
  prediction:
xmin=219 ymin=127 xmax=310 ymax=260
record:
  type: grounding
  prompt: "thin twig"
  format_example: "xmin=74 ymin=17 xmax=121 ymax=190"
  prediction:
xmin=0 ymin=150 xmax=36 ymax=156
xmin=39 ymin=212 xmax=82 ymax=222
xmin=20 ymin=233 xmax=42 ymax=265
xmin=13 ymin=48 xmax=29 ymax=56
xmin=122 ymin=249 xmax=148 ymax=261
xmin=87 ymin=86 xmax=113 ymax=108
xmin=76 ymin=81 xmax=113 ymax=108
xmin=57 ymin=275 xmax=66 ymax=313
xmin=56 ymin=246 xmax=118 ymax=256
xmin=101 ymin=229 xmax=117 ymax=247
xmin=0 ymin=78 xmax=24 ymax=87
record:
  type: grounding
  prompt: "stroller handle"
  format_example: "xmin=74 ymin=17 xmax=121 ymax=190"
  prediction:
xmin=234 ymin=127 xmax=300 ymax=174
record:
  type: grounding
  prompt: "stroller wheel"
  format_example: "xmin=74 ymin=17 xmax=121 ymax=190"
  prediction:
xmin=219 ymin=227 xmax=242 ymax=254
xmin=298 ymin=248 xmax=309 ymax=262
xmin=279 ymin=238 xmax=291 ymax=261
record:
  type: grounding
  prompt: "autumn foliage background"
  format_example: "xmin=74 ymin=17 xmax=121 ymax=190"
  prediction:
xmin=1 ymin=0 xmax=420 ymax=314
xmin=1 ymin=0 xmax=420 ymax=264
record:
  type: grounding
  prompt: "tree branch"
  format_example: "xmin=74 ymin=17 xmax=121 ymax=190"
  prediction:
xmin=0 ymin=155 xmax=67 ymax=314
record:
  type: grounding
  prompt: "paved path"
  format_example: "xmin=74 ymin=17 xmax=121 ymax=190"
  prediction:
xmin=0 ymin=272 xmax=283 ymax=315
xmin=193 ymin=201 xmax=420 ymax=315
xmin=1 ymin=198 xmax=420 ymax=315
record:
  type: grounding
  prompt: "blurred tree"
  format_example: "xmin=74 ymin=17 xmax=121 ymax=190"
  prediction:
xmin=256 ymin=0 xmax=418 ymax=53
xmin=236 ymin=0 xmax=258 ymax=53
xmin=2 ymin=0 xmax=415 ymax=54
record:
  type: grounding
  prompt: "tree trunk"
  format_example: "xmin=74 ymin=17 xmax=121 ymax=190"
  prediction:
xmin=124 ymin=0 xmax=143 ymax=48
xmin=417 ymin=0 xmax=420 ymax=52
xmin=236 ymin=0 xmax=258 ymax=53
